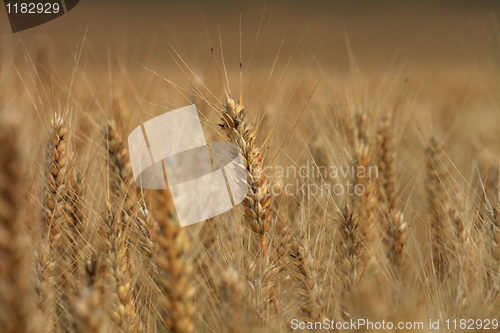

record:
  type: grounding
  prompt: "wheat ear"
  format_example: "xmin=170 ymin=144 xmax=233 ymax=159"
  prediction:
xmin=219 ymin=95 xmax=278 ymax=316
xmin=338 ymin=203 xmax=366 ymax=320
xmin=46 ymin=115 xmax=89 ymax=332
xmin=485 ymin=161 xmax=500 ymax=263
xmin=218 ymin=269 xmax=258 ymax=333
xmin=104 ymin=120 xmax=143 ymax=333
xmin=57 ymin=169 xmax=87 ymax=332
xmin=426 ymin=135 xmax=451 ymax=280
xmin=66 ymin=172 xmax=85 ymax=263
xmin=153 ymin=189 xmax=196 ymax=333
xmin=376 ymin=118 xmax=408 ymax=276
xmin=392 ymin=211 xmax=409 ymax=276
xmin=74 ymin=254 xmax=107 ymax=333
xmin=486 ymin=187 xmax=500 ymax=301
xmin=0 ymin=115 xmax=37 ymax=333
xmin=104 ymin=119 xmax=138 ymax=233
xmin=289 ymin=238 xmax=323 ymax=322
xmin=100 ymin=198 xmax=142 ymax=333
xmin=474 ymin=160 xmax=500 ymax=300
xmin=352 ymin=112 xmax=377 ymax=247
xmin=135 ymin=203 xmax=159 ymax=332
xmin=219 ymin=95 xmax=272 ymax=255
xmin=376 ymin=117 xmax=396 ymax=211
xmin=38 ymin=114 xmax=71 ymax=330
xmin=490 ymin=204 xmax=500 ymax=264
xmin=43 ymin=114 xmax=68 ymax=243
xmin=195 ymin=217 xmax=219 ymax=295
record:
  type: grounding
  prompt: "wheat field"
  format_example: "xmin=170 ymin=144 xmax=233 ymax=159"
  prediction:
xmin=1 ymin=1 xmax=500 ymax=332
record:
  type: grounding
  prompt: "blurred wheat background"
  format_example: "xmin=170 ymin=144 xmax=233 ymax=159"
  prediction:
xmin=1 ymin=0 xmax=500 ymax=332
